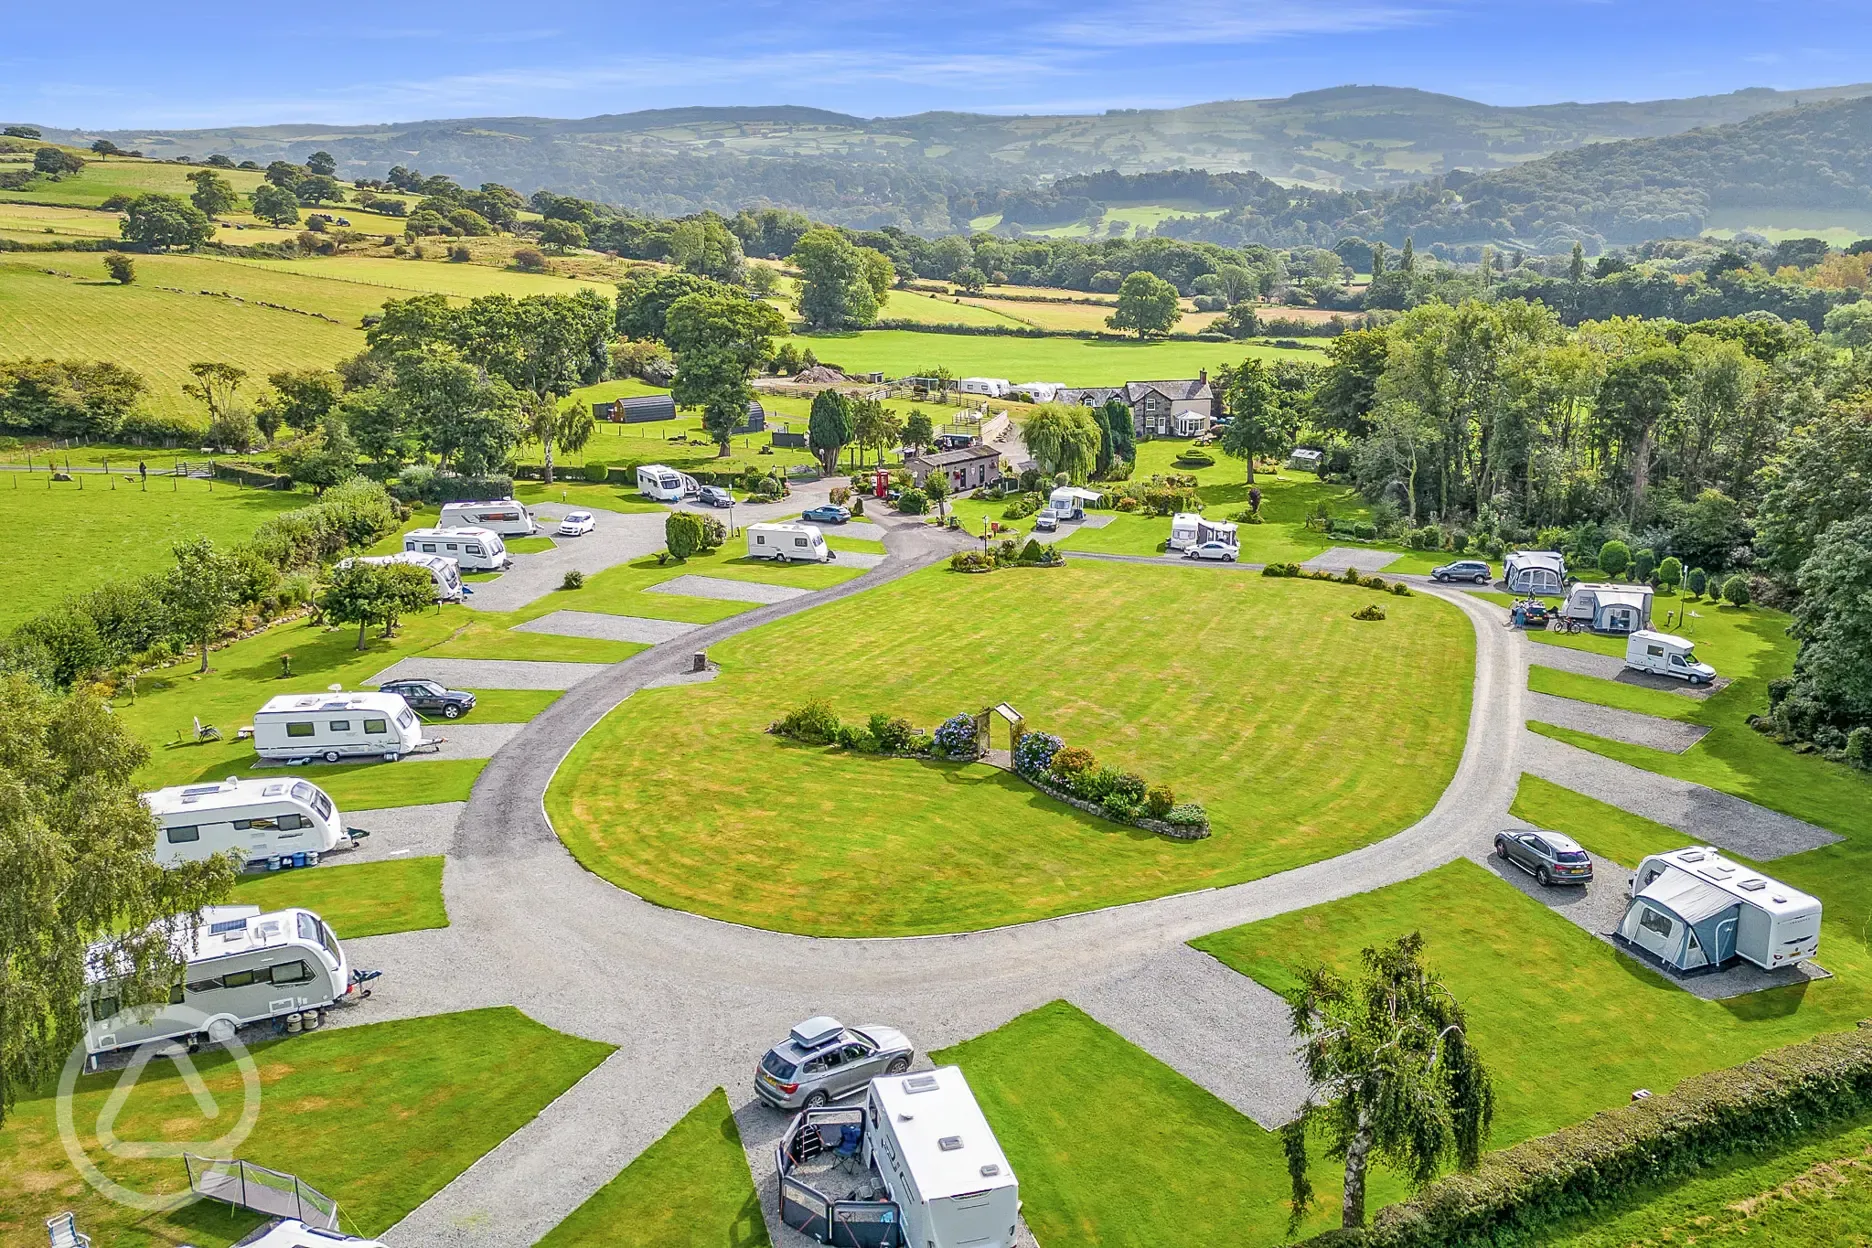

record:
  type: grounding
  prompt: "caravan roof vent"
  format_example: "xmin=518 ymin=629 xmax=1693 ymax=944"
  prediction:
xmin=1739 ymin=878 xmax=1767 ymax=892
xmin=181 ymin=785 xmax=223 ymax=798
xmin=903 ymin=1075 xmax=941 ymax=1095
xmin=980 ymin=1164 xmax=1001 ymax=1177
xmin=208 ymin=917 xmax=249 ymax=935
xmin=1679 ymin=850 xmax=1706 ymax=862
xmin=1773 ymin=895 xmax=1789 ymax=903
xmin=1704 ymin=865 xmax=1735 ymax=879
xmin=938 ymin=1136 xmax=963 ymax=1151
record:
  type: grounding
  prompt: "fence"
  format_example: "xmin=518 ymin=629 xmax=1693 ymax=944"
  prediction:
xmin=184 ymin=1154 xmax=339 ymax=1230
xmin=775 ymin=1107 xmax=903 ymax=1248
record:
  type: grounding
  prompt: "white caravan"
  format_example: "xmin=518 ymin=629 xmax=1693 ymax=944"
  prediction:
xmin=337 ymin=552 xmax=463 ymax=602
xmin=637 ymin=463 xmax=699 ymax=501
xmin=82 ymin=904 xmax=358 ymax=1058
xmin=1624 ymin=630 xmax=1717 ymax=685
xmin=145 ymin=776 xmax=353 ymax=868
xmin=1621 ymin=847 xmax=1821 ymax=972
xmin=747 ymin=522 xmax=833 ymax=563
xmin=1561 ymin=582 xmax=1653 ymax=633
xmin=1168 ymin=512 xmax=1239 ymax=553
xmin=252 ymin=692 xmax=426 ymax=763
xmin=438 ymin=499 xmax=536 ymax=537
xmin=957 ymin=377 xmax=1011 ymax=397
xmin=865 ymin=1066 xmax=1020 ymax=1248
xmin=403 ymin=525 xmax=509 ymax=571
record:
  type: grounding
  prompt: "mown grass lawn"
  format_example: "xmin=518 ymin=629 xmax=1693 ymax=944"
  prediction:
xmin=233 ymin=856 xmax=447 ymax=938
xmin=535 ymin=1088 xmax=767 ymax=1248
xmin=777 ymin=328 xmax=1317 ymax=386
xmin=546 ymin=560 xmax=1472 ymax=934
xmin=535 ymin=545 xmax=873 ymax=627
xmin=1526 ymin=665 xmax=1698 ymax=719
xmin=0 ymin=477 xmax=304 ymax=630
xmin=0 ymin=1008 xmax=612 ymax=1248
xmin=931 ymin=1002 xmax=1378 ymax=1247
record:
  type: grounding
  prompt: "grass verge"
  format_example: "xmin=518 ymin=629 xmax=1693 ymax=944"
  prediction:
xmin=232 ymin=856 xmax=447 ymax=938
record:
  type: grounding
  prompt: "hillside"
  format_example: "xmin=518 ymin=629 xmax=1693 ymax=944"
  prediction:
xmin=27 ymin=82 xmax=1872 ymax=228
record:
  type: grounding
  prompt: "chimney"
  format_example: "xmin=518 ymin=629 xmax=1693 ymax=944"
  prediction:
xmin=1199 ymin=368 xmax=1207 ymax=385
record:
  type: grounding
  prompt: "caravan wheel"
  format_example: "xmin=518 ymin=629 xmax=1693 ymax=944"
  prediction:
xmin=323 ymin=750 xmax=342 ymax=764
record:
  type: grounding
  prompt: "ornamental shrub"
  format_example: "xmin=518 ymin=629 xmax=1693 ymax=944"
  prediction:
xmin=1102 ymin=792 xmax=1144 ymax=821
xmin=560 ymin=569 xmax=584 ymax=590
xmin=1657 ymin=556 xmax=1683 ymax=591
xmin=1352 ymin=603 xmax=1387 ymax=621
xmin=1722 ymin=574 xmax=1752 ymax=606
xmin=932 ymin=713 xmax=978 ymax=757
xmin=1146 ymin=785 xmax=1175 ymax=819
xmin=1451 ymin=531 xmax=1469 ymax=553
xmin=1844 ymin=726 xmax=1871 ymax=770
xmin=1165 ymin=803 xmax=1209 ymax=829
xmin=1599 ymin=539 xmax=1631 ymax=578
xmin=1050 ymin=746 xmax=1096 ymax=778
xmin=1389 ymin=582 xmax=1412 ymax=596
xmin=776 ymin=700 xmax=840 ymax=745
xmin=949 ymin=551 xmax=993 ymax=572
xmin=1341 ymin=565 xmax=1362 ymax=584
xmin=1687 ymin=566 xmax=1709 ymax=597
xmin=1634 ymin=547 xmax=1657 ymax=582
xmin=897 ymin=487 xmax=928 ymax=515
xmin=867 ymin=713 xmax=919 ymax=753
xmin=1262 ymin=562 xmax=1300 ymax=577
xmin=1075 ymin=766 xmax=1123 ymax=803
xmin=1018 ymin=539 xmax=1046 ymax=564
xmin=832 ymin=722 xmax=875 ymax=751
xmin=1013 ymin=731 xmax=1063 ymax=777
xmin=583 ymin=460 xmax=609 ymax=483
xmin=1354 ymin=520 xmax=1377 ymax=541
xmin=665 ymin=511 xmax=705 ymax=560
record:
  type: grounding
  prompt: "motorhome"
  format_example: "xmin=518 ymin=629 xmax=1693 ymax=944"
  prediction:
xmin=1505 ymin=550 xmax=1567 ymax=596
xmin=337 ymin=552 xmax=463 ymax=602
xmin=637 ymin=463 xmax=699 ymax=501
xmin=252 ymin=692 xmax=427 ymax=763
xmin=1624 ymin=630 xmax=1717 ymax=685
xmin=747 ymin=522 xmax=833 ymax=563
xmin=865 ymin=1067 xmax=1019 ymax=1248
xmin=1619 ymin=847 xmax=1821 ymax=973
xmin=1168 ymin=512 xmax=1239 ymax=553
xmin=403 ymin=526 xmax=509 ymax=571
xmin=82 ymin=904 xmax=360 ymax=1058
xmin=437 ymin=499 xmax=536 ymax=537
xmin=145 ymin=776 xmax=353 ymax=868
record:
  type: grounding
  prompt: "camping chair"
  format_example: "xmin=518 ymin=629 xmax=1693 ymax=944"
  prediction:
xmin=46 ymin=1214 xmax=91 ymax=1248
xmin=192 ymin=717 xmax=221 ymax=743
xmin=833 ymin=1123 xmax=863 ymax=1174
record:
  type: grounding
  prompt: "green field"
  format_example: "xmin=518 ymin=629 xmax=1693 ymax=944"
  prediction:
xmin=536 ymin=1088 xmax=767 ymax=1248
xmin=232 ymin=855 xmax=448 ymax=937
xmin=0 ymin=477 xmax=304 ymax=629
xmin=0 ymin=153 xmax=265 ymax=209
xmin=214 ymin=253 xmax=616 ymax=300
xmin=546 ymin=560 xmax=1472 ymax=934
xmin=780 ymin=328 xmax=1316 ymax=386
xmin=0 ymin=1008 xmax=612 ymax=1248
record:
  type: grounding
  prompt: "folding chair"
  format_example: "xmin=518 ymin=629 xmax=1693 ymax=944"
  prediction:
xmin=833 ymin=1123 xmax=863 ymax=1174
xmin=46 ymin=1213 xmax=91 ymax=1248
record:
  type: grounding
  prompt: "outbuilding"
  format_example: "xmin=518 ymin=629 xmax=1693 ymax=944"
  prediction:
xmin=1618 ymin=847 xmax=1821 ymax=973
xmin=595 ymin=394 xmax=677 ymax=423
xmin=865 ymin=1067 xmax=1019 ymax=1248
xmin=1505 ymin=550 xmax=1567 ymax=596
xmin=1561 ymin=582 xmax=1653 ymax=632
xmin=1288 ymin=447 xmax=1324 ymax=472
xmin=904 ymin=444 xmax=1003 ymax=493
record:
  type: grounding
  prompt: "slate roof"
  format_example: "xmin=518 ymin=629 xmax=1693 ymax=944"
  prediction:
xmin=907 ymin=444 xmax=1003 ymax=469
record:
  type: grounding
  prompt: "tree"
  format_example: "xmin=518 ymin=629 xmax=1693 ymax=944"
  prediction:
xmin=1598 ymin=540 xmax=1631 ymax=578
xmin=103 ymin=253 xmax=134 ymax=284
xmin=669 ymin=214 xmax=746 ymax=282
xmin=1282 ymin=933 xmax=1494 ymax=1231
xmin=339 ymin=386 xmax=413 ymax=474
xmin=1634 ymin=548 xmax=1658 ymax=583
xmin=616 ymin=271 xmax=724 ymax=341
xmin=186 ymin=169 xmax=239 ymax=216
xmin=924 ymin=470 xmax=949 ymax=519
xmin=277 ymin=414 xmax=358 ymax=493
xmin=1757 ymin=405 xmax=1872 ymax=583
xmin=0 ymin=676 xmax=237 ymax=1126
xmin=32 ymin=147 xmax=84 ymax=177
xmin=539 ymin=219 xmax=587 ymax=253
xmin=1657 ymin=556 xmax=1683 ymax=592
xmin=1098 ymin=398 xmax=1136 ymax=466
xmin=250 ymin=182 xmax=301 ymax=226
xmin=375 ymin=562 xmax=438 ymax=637
xmin=391 ymin=351 xmax=523 ymax=474
xmin=808 ymin=388 xmax=853 ymax=474
xmin=664 ymin=290 xmax=787 ymax=455
xmin=184 ymin=360 xmax=248 ymax=431
xmin=1220 ymin=359 xmax=1278 ymax=483
xmin=119 ymin=193 xmax=212 ymax=250
xmin=790 ymin=228 xmax=887 ymax=329
xmin=2 ymin=125 xmax=42 ymax=139
xmin=1022 ymin=404 xmax=1101 ymax=483
xmin=162 ymin=537 xmax=242 ymax=672
xmin=523 ymin=393 xmax=595 ymax=486
xmin=1785 ymin=517 xmax=1872 ymax=737
xmin=321 ymin=560 xmax=385 ymax=650
xmin=1722 ymin=574 xmax=1752 ymax=606
xmin=1315 ymin=328 xmax=1390 ymax=438
xmin=294 ymin=174 xmax=343 ymax=206
xmin=1597 ymin=347 xmax=1685 ymax=521
xmin=306 ymin=150 xmax=337 ymax=177
xmin=264 ymin=160 xmax=304 ymax=189
xmin=1107 ymin=271 xmax=1181 ymax=338
xmin=904 ymin=409 xmax=934 ymax=454
xmin=850 ymin=397 xmax=900 ymax=468
xmin=1688 ymin=567 xmax=1709 ymax=597
xmin=259 ymin=368 xmax=342 ymax=434
xmin=665 ymin=511 xmax=706 ymax=561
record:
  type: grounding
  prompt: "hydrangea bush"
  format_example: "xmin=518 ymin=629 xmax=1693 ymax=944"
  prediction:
xmin=932 ymin=713 xmax=979 ymax=758
xmin=1013 ymin=731 xmax=1063 ymax=777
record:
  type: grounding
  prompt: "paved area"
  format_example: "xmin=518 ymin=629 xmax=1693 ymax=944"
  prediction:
xmin=369 ymin=656 xmax=611 ymax=691
xmin=832 ymin=550 xmax=886 ymax=569
xmin=416 ymin=721 xmax=527 ymax=760
xmin=645 ymin=574 xmax=814 ymax=604
xmin=1522 ymin=638 xmax=1729 ymax=697
xmin=514 ymin=610 xmax=702 ymax=645
xmin=339 ymin=801 xmax=463 ymax=862
xmin=1526 ymin=691 xmax=1710 ymax=753
xmin=465 ymin=505 xmax=669 ymax=613
xmin=1300 ymin=546 xmax=1401 ymax=574
xmin=1520 ymin=730 xmax=1842 ymax=859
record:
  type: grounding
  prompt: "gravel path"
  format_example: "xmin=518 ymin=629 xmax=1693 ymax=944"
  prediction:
xmin=338 ymin=801 xmax=463 ymax=862
xmin=1522 ymin=641 xmax=1629 ymax=680
xmin=1300 ymin=546 xmax=1401 ymax=574
xmin=645 ymin=574 xmax=814 ymax=604
xmin=832 ymin=550 xmax=887 ymax=569
xmin=377 ymin=552 xmax=1523 ymax=1248
xmin=414 ymin=721 xmax=527 ymax=760
xmin=368 ymin=657 xmax=611 ymax=691
xmin=1526 ymin=691 xmax=1710 ymax=753
xmin=465 ymin=506 xmax=669 ymax=614
xmin=1520 ymin=730 xmax=1841 ymax=859
xmin=514 ymin=610 xmax=702 ymax=645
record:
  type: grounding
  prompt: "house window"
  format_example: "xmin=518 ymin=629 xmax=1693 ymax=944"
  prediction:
xmin=286 ymin=722 xmax=315 ymax=738
xmin=166 ymin=825 xmax=200 ymax=843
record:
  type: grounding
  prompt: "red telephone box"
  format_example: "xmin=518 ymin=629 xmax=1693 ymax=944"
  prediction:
xmin=873 ymin=468 xmax=889 ymax=498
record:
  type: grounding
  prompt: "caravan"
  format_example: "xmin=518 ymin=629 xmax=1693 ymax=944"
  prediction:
xmin=866 ymin=1067 xmax=1020 ymax=1248
xmin=403 ymin=526 xmax=509 ymax=571
xmin=1619 ymin=847 xmax=1821 ymax=972
xmin=145 ymin=776 xmax=355 ymax=868
xmin=82 ymin=905 xmax=363 ymax=1058
xmin=747 ymin=522 xmax=833 ymax=563
xmin=252 ymin=692 xmax=427 ymax=763
xmin=1561 ymin=582 xmax=1653 ymax=632
xmin=637 ymin=463 xmax=699 ymax=502
xmin=1167 ymin=512 xmax=1239 ymax=553
xmin=438 ymin=499 xmax=536 ymax=537
xmin=337 ymin=552 xmax=463 ymax=602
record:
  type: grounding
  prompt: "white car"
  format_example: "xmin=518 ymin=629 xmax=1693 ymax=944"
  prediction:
xmin=557 ymin=511 xmax=595 ymax=537
xmin=1185 ymin=539 xmax=1238 ymax=562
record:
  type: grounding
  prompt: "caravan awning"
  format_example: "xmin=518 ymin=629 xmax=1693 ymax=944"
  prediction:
xmin=1638 ymin=868 xmax=1738 ymax=924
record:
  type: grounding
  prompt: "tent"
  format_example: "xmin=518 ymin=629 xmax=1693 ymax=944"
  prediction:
xmin=1617 ymin=868 xmax=1740 ymax=971
xmin=1506 ymin=550 xmax=1566 ymax=595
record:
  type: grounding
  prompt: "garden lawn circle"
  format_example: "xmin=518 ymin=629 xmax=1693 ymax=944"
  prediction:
xmin=545 ymin=560 xmax=1474 ymax=935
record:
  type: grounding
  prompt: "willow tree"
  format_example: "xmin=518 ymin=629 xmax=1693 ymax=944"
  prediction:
xmin=1021 ymin=404 xmax=1101 ymax=483
xmin=1282 ymin=932 xmax=1494 ymax=1231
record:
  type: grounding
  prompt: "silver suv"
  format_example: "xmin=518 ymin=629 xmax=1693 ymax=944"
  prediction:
xmin=755 ymin=1016 xmax=914 ymax=1109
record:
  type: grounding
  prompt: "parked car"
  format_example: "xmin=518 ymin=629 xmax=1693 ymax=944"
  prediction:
xmin=558 ymin=511 xmax=595 ymax=537
xmin=1185 ymin=539 xmax=1238 ymax=562
xmin=698 ymin=485 xmax=734 ymax=508
xmin=801 ymin=504 xmax=851 ymax=525
xmin=755 ymin=1016 xmax=914 ymax=1110
xmin=1495 ymin=829 xmax=1595 ymax=886
xmin=1433 ymin=559 xmax=1492 ymax=584
xmin=377 ymin=679 xmax=477 ymax=720
xmin=1033 ymin=512 xmax=1059 ymax=531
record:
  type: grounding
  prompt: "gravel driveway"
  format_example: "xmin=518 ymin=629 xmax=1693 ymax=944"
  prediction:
xmin=1525 ymin=691 xmax=1710 ymax=752
xmin=1301 ymin=546 xmax=1401 ymax=574
xmin=514 ymin=610 xmax=703 ymax=645
xmin=370 ymin=657 xmax=612 ymax=691
xmin=465 ymin=505 xmax=668 ymax=613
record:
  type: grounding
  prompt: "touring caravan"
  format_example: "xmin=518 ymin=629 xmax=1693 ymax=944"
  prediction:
xmin=252 ymin=692 xmax=427 ymax=763
xmin=1168 ymin=512 xmax=1239 ymax=553
xmin=1505 ymin=550 xmax=1566 ymax=595
xmin=957 ymin=377 xmax=1011 ymax=397
xmin=438 ymin=499 xmax=535 ymax=537
xmin=1619 ymin=847 xmax=1820 ymax=973
xmin=747 ymin=522 xmax=833 ymax=563
xmin=82 ymin=905 xmax=362 ymax=1058
xmin=1625 ymin=630 xmax=1717 ymax=684
xmin=1046 ymin=485 xmax=1103 ymax=523
xmin=337 ymin=552 xmax=464 ymax=602
xmin=403 ymin=526 xmax=509 ymax=571
xmin=145 ymin=776 xmax=354 ymax=868
xmin=865 ymin=1067 xmax=1020 ymax=1248
xmin=637 ymin=463 xmax=699 ymax=502
xmin=1561 ymin=582 xmax=1653 ymax=633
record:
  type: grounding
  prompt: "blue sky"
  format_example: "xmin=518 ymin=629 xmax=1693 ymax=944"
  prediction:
xmin=3 ymin=0 xmax=1869 ymax=129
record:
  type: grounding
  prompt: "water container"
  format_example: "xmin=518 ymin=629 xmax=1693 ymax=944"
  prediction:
xmin=303 ymin=1010 xmax=321 ymax=1031
xmin=306 ymin=851 xmax=320 ymax=866
xmin=267 ymin=855 xmax=282 ymax=872
xmin=285 ymin=1012 xmax=302 ymax=1034
xmin=292 ymin=851 xmax=307 ymax=868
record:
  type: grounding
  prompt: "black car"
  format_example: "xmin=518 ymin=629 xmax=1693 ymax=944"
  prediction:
xmin=380 ymin=679 xmax=477 ymax=719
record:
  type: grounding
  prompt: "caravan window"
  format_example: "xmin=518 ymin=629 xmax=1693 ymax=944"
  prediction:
xmin=421 ymin=543 xmax=437 ymax=553
xmin=233 ymin=818 xmax=276 ymax=831
xmin=328 ymin=720 xmax=350 ymax=733
xmin=364 ymin=718 xmax=388 ymax=734
xmin=298 ymin=913 xmax=319 ymax=944
xmin=92 ymin=995 xmax=119 ymax=1021
xmin=317 ymin=920 xmax=340 ymax=961
xmin=1639 ymin=909 xmax=1674 ymax=938
xmin=166 ymin=825 xmax=200 ymax=843
xmin=286 ymin=722 xmax=316 ymax=738
xmin=186 ymin=975 xmax=224 ymax=994
xmin=466 ymin=545 xmax=483 ymax=556
xmin=290 ymin=783 xmax=332 ymax=819
xmin=794 ymin=537 xmax=808 ymax=548
xmin=396 ymin=709 xmax=415 ymax=729
xmin=270 ymin=960 xmax=313 ymax=985
xmin=223 ymin=969 xmax=258 ymax=989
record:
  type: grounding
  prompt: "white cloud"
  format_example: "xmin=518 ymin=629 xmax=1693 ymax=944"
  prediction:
xmin=1046 ymin=0 xmax=1445 ymax=47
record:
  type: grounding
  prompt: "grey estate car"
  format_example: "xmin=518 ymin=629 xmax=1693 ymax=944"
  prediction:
xmin=1432 ymin=559 xmax=1492 ymax=584
xmin=755 ymin=1016 xmax=914 ymax=1109
xmin=1495 ymin=828 xmax=1595 ymax=886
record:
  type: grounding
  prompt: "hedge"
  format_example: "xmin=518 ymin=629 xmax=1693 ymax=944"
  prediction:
xmin=1302 ymin=1021 xmax=1872 ymax=1248
xmin=213 ymin=461 xmax=288 ymax=488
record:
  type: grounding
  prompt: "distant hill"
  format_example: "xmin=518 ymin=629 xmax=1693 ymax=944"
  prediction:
xmin=30 ymin=82 xmax=1872 ymax=229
